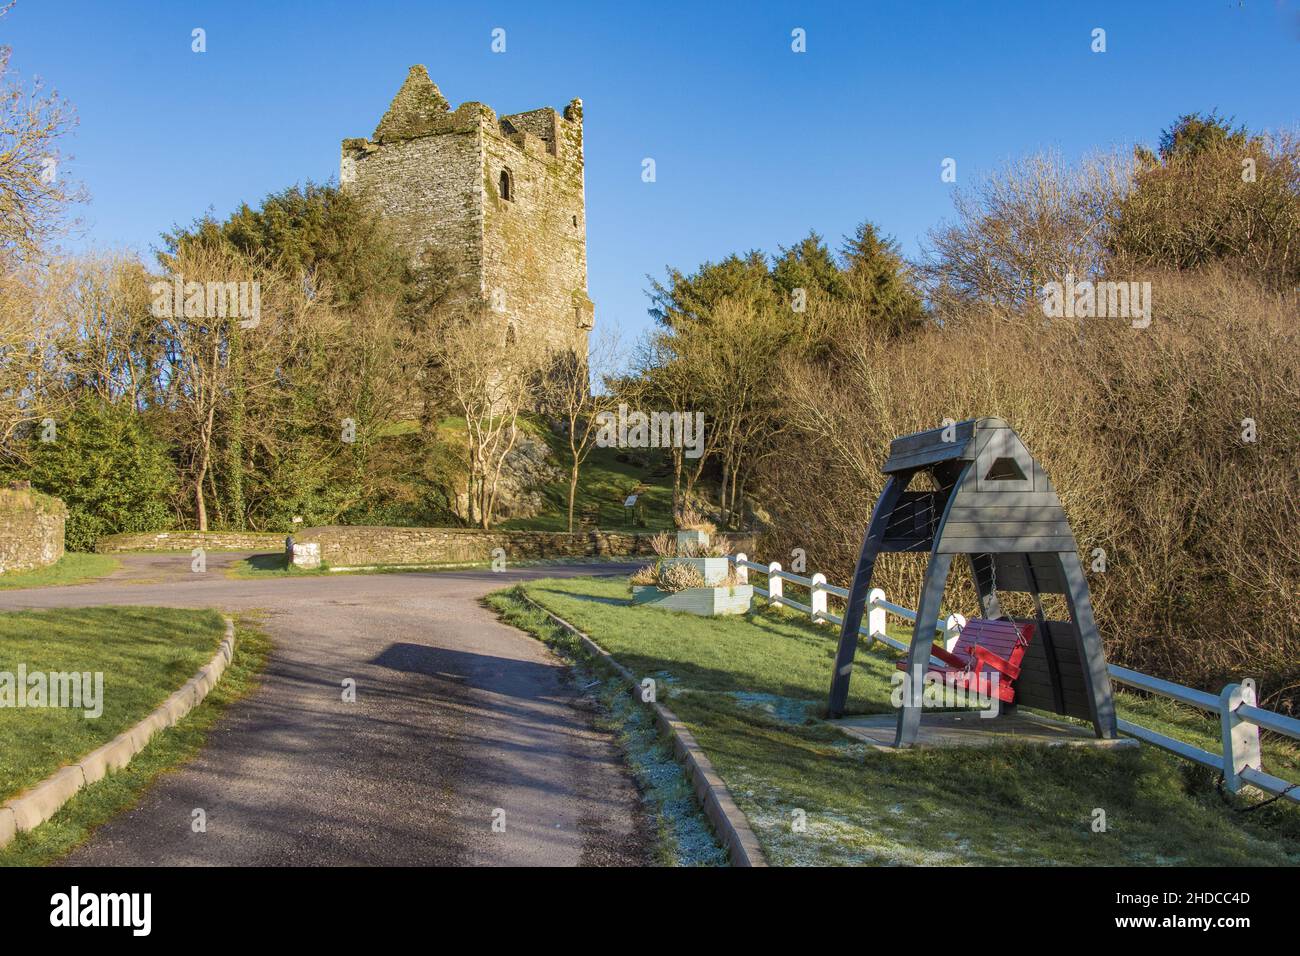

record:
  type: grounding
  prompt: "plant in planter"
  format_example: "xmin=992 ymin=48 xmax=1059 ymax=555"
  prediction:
xmin=674 ymin=506 xmax=716 ymax=553
xmin=628 ymin=526 xmax=752 ymax=617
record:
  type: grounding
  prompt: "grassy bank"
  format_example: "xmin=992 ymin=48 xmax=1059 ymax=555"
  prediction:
xmin=0 ymin=614 xmax=271 ymax=866
xmin=498 ymin=421 xmax=676 ymax=532
xmin=512 ymin=575 xmax=1300 ymax=866
xmin=0 ymin=553 xmax=120 ymax=590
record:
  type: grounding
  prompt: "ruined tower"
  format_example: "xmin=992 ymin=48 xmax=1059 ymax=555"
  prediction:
xmin=341 ymin=65 xmax=594 ymax=353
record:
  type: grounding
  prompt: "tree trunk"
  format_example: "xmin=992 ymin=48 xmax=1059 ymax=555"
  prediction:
xmin=567 ymin=464 xmax=580 ymax=533
xmin=719 ymin=459 xmax=730 ymax=525
xmin=193 ymin=457 xmax=209 ymax=531
xmin=483 ymin=419 xmax=520 ymax=528
xmin=671 ymin=448 xmax=683 ymax=517
xmin=224 ymin=320 xmax=246 ymax=530
xmin=194 ymin=403 xmax=216 ymax=531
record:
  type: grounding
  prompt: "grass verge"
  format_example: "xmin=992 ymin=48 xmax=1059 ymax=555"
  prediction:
xmin=0 ymin=614 xmax=271 ymax=866
xmin=486 ymin=588 xmax=726 ymax=865
xmin=0 ymin=607 xmax=226 ymax=800
xmin=0 ymin=553 xmax=120 ymax=590
xmin=519 ymin=575 xmax=1300 ymax=866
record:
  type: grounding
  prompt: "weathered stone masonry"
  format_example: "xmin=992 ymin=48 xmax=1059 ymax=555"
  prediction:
xmin=341 ymin=65 xmax=594 ymax=354
xmin=0 ymin=487 xmax=65 ymax=574
xmin=294 ymin=526 xmax=756 ymax=569
xmin=95 ymin=525 xmax=757 ymax=568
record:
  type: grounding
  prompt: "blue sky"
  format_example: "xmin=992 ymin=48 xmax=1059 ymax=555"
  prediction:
xmin=5 ymin=0 xmax=1298 ymax=341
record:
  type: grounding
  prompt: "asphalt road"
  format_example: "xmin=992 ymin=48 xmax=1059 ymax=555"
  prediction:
xmin=0 ymin=553 xmax=651 ymax=866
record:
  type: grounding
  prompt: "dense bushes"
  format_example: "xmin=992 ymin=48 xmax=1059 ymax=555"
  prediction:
xmin=647 ymin=113 xmax=1300 ymax=710
xmin=6 ymin=399 xmax=175 ymax=550
xmin=1 ymin=183 xmax=481 ymax=538
xmin=758 ymin=269 xmax=1299 ymax=710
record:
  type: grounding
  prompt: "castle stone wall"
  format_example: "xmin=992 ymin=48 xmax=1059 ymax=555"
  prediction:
xmin=342 ymin=118 xmax=483 ymax=291
xmin=482 ymin=107 xmax=591 ymax=353
xmin=341 ymin=66 xmax=592 ymax=355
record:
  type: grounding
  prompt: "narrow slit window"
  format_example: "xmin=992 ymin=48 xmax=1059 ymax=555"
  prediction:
xmin=499 ymin=169 xmax=513 ymax=201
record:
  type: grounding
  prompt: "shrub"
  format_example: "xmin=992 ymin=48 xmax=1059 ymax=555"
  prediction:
xmin=658 ymin=561 xmax=706 ymax=593
xmin=676 ymin=506 xmax=716 ymax=534
xmin=758 ymin=268 xmax=1299 ymax=711
xmin=1110 ymin=118 xmax=1300 ymax=292
xmin=8 ymin=399 xmax=176 ymax=550
xmin=648 ymin=531 xmax=676 ymax=558
xmin=629 ymin=563 xmax=660 ymax=587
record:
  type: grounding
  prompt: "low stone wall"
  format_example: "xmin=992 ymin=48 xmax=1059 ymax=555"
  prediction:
xmin=0 ymin=487 xmax=66 ymax=574
xmin=295 ymin=525 xmax=756 ymax=568
xmin=96 ymin=531 xmax=287 ymax=554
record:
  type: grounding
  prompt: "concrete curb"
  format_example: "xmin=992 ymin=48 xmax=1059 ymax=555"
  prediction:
xmin=0 ymin=616 xmax=237 ymax=849
xmin=518 ymin=592 xmax=768 ymax=867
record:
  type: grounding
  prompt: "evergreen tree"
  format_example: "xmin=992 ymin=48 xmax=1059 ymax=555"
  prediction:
xmin=10 ymin=399 xmax=176 ymax=550
xmin=771 ymin=230 xmax=844 ymax=300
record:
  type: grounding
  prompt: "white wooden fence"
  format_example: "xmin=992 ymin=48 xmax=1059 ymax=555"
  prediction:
xmin=730 ymin=552 xmax=1300 ymax=804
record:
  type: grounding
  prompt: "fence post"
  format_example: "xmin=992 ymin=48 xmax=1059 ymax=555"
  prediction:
xmin=768 ymin=562 xmax=783 ymax=606
xmin=1219 ymin=678 xmax=1262 ymax=793
xmin=867 ymin=587 xmax=886 ymax=647
xmin=734 ymin=553 xmax=748 ymax=584
xmin=810 ymin=573 xmax=828 ymax=624
xmin=944 ymin=613 xmax=967 ymax=652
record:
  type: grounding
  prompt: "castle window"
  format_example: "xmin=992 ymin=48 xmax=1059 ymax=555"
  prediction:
xmin=572 ymin=215 xmax=578 ymax=227
xmin=499 ymin=169 xmax=513 ymax=202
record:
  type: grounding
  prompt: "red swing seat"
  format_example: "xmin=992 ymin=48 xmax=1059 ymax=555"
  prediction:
xmin=896 ymin=618 xmax=1036 ymax=703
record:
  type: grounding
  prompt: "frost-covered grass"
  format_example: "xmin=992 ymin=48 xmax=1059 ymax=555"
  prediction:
xmin=485 ymin=589 xmax=725 ymax=866
xmin=516 ymin=575 xmax=1300 ymax=867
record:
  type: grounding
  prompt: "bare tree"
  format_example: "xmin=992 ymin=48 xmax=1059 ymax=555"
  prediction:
xmin=624 ymin=332 xmax=699 ymax=516
xmin=0 ymin=1 xmax=85 ymax=262
xmin=920 ymin=150 xmax=1131 ymax=315
xmin=152 ymin=243 xmax=325 ymax=529
xmin=683 ymin=298 xmax=784 ymax=527
xmin=0 ymin=257 xmax=68 ymax=447
xmin=436 ymin=313 xmax=542 ymax=528
xmin=541 ymin=328 xmax=622 ymax=532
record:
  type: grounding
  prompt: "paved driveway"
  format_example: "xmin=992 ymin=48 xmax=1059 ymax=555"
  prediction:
xmin=0 ymin=554 xmax=650 ymax=866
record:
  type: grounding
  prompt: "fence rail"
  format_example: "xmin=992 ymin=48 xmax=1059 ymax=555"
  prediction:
xmin=729 ymin=552 xmax=1300 ymax=805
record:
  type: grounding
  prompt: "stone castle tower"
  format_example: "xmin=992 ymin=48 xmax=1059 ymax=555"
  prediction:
xmin=340 ymin=66 xmax=594 ymax=354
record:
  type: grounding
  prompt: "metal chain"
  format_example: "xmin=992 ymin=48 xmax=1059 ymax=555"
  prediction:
xmin=1216 ymin=774 xmax=1298 ymax=814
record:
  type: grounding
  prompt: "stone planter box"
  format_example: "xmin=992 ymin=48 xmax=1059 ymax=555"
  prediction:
xmin=668 ymin=556 xmax=730 ymax=586
xmin=676 ymin=529 xmax=709 ymax=553
xmin=631 ymin=583 xmax=753 ymax=616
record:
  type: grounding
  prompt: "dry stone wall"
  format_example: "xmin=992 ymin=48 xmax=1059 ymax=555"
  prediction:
xmin=0 ymin=487 xmax=65 ymax=574
xmin=96 ymin=531 xmax=286 ymax=553
xmin=295 ymin=526 xmax=756 ymax=568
